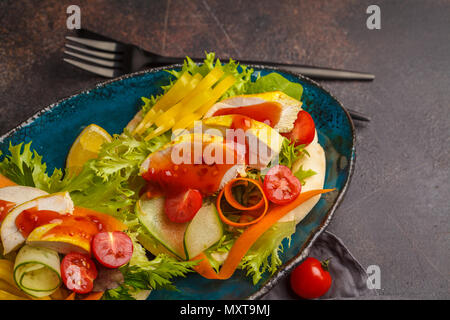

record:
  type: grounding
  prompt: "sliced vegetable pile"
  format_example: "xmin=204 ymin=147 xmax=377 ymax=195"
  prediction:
xmin=0 ymin=186 xmax=135 ymax=299
xmin=0 ymin=52 xmax=331 ymax=299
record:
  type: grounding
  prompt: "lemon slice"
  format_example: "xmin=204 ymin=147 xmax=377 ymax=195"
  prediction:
xmin=66 ymin=124 xmax=112 ymax=175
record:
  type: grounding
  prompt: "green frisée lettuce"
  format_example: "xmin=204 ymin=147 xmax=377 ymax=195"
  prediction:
xmin=0 ymin=142 xmax=65 ymax=193
xmin=203 ymin=233 xmax=236 ymax=273
xmin=62 ymin=131 xmax=170 ymax=217
xmin=87 ymin=130 xmax=170 ymax=181
xmin=294 ymin=165 xmax=317 ymax=186
xmin=103 ymin=233 xmax=196 ymax=300
xmin=278 ymin=138 xmax=309 ymax=169
xmin=240 ymin=221 xmax=296 ymax=285
xmin=277 ymin=139 xmax=317 ymax=185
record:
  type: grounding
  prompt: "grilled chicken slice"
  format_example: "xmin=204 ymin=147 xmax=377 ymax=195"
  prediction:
xmin=204 ymin=91 xmax=302 ymax=133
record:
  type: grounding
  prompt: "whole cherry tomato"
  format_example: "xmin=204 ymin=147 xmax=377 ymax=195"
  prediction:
xmin=92 ymin=231 xmax=133 ymax=268
xmin=263 ymin=165 xmax=301 ymax=205
xmin=290 ymin=257 xmax=332 ymax=299
xmin=164 ymin=189 xmax=203 ymax=223
xmin=61 ymin=252 xmax=98 ymax=294
xmin=281 ymin=110 xmax=316 ymax=146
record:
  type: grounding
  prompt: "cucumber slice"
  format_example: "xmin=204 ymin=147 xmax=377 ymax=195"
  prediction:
xmin=136 ymin=230 xmax=176 ymax=258
xmin=184 ymin=203 xmax=223 ymax=259
xmin=136 ymin=197 xmax=188 ymax=260
xmin=131 ymin=289 xmax=151 ymax=300
xmin=13 ymin=245 xmax=61 ymax=298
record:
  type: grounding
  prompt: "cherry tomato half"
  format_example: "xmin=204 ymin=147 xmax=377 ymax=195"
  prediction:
xmin=164 ymin=189 xmax=203 ymax=223
xmin=61 ymin=252 xmax=98 ymax=294
xmin=92 ymin=231 xmax=133 ymax=268
xmin=290 ymin=257 xmax=332 ymax=299
xmin=263 ymin=165 xmax=301 ymax=205
xmin=281 ymin=110 xmax=316 ymax=146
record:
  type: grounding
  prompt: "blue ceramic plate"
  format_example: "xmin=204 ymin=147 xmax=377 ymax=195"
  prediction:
xmin=0 ymin=65 xmax=355 ymax=300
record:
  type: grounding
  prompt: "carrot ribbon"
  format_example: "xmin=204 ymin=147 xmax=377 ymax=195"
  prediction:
xmin=0 ymin=174 xmax=17 ymax=188
xmin=217 ymin=178 xmax=268 ymax=228
xmin=192 ymin=188 xmax=334 ymax=280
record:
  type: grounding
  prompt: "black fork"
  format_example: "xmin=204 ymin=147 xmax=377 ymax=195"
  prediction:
xmin=63 ymin=29 xmax=371 ymax=121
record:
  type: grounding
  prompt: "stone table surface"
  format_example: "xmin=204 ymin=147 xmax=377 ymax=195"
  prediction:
xmin=0 ymin=0 xmax=449 ymax=299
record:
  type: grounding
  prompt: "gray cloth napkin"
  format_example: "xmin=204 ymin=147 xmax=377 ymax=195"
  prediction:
xmin=261 ymin=231 xmax=379 ymax=300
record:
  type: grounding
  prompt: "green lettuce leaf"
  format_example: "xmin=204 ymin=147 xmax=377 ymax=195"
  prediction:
xmin=90 ymin=130 xmax=170 ymax=182
xmin=248 ymin=72 xmax=303 ymax=101
xmin=277 ymin=139 xmax=317 ymax=184
xmin=204 ymin=233 xmax=236 ymax=273
xmin=240 ymin=221 xmax=296 ymax=284
xmin=278 ymin=138 xmax=309 ymax=169
xmin=59 ymin=131 xmax=170 ymax=217
xmin=294 ymin=165 xmax=317 ymax=186
xmin=104 ymin=233 xmax=197 ymax=300
xmin=0 ymin=142 xmax=65 ymax=193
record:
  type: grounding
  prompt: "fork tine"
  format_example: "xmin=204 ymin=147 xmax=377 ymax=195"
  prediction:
xmin=66 ymin=36 xmax=124 ymax=52
xmin=64 ymin=50 xmax=122 ymax=68
xmin=63 ymin=58 xmax=121 ymax=77
xmin=65 ymin=44 xmax=120 ymax=60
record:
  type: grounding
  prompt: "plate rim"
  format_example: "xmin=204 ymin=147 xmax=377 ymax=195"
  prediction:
xmin=0 ymin=64 xmax=356 ymax=300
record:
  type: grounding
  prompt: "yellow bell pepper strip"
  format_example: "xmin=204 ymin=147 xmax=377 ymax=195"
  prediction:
xmin=191 ymin=189 xmax=334 ymax=280
xmin=134 ymin=72 xmax=203 ymax=135
xmin=0 ymin=289 xmax=28 ymax=300
xmin=196 ymin=75 xmax=236 ymax=115
xmin=172 ymin=75 xmax=236 ymax=131
xmin=153 ymin=66 xmax=223 ymax=128
xmin=144 ymin=120 xmax=175 ymax=141
xmin=180 ymin=65 xmax=224 ymax=104
xmin=0 ymin=259 xmax=17 ymax=288
xmin=171 ymin=112 xmax=203 ymax=133
xmin=0 ymin=280 xmax=29 ymax=298
xmin=146 ymin=71 xmax=236 ymax=138
xmin=143 ymin=71 xmax=236 ymax=139
xmin=0 ymin=259 xmax=34 ymax=299
xmin=154 ymin=89 xmax=214 ymax=127
xmin=133 ymin=72 xmax=192 ymax=135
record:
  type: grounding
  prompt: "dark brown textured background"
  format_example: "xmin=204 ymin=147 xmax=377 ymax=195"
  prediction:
xmin=0 ymin=0 xmax=449 ymax=299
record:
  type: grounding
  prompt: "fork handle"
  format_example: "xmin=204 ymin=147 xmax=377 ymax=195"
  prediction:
xmin=150 ymin=56 xmax=375 ymax=81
